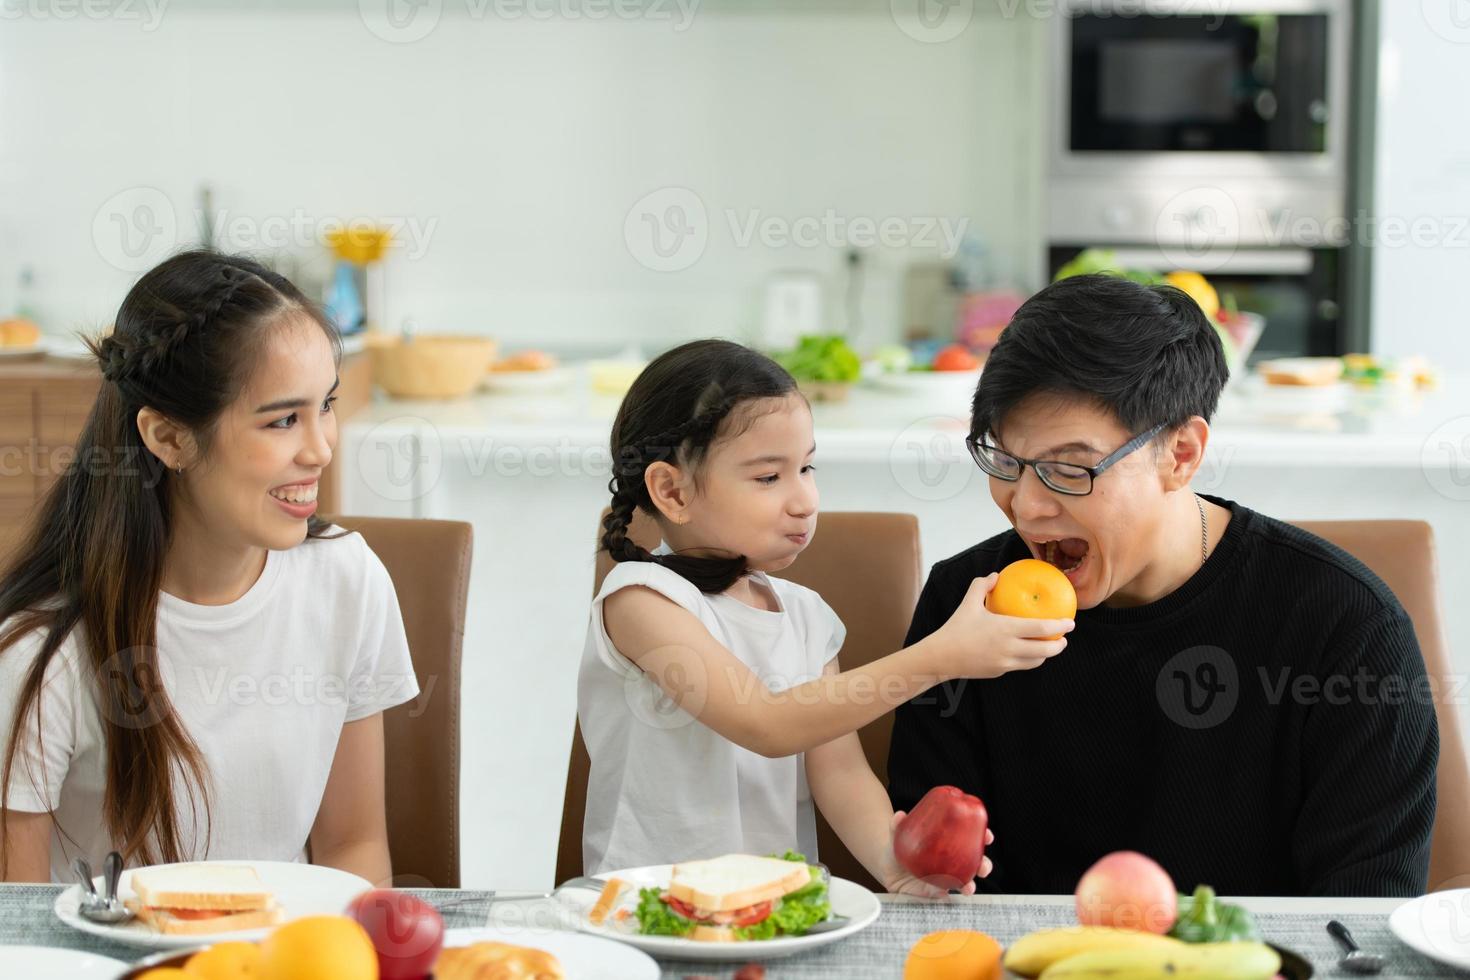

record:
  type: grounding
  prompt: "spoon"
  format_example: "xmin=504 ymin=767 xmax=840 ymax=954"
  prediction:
xmin=78 ymin=851 xmax=134 ymax=924
xmin=72 ymin=857 xmax=101 ymax=909
xmin=1327 ymin=919 xmax=1384 ymax=975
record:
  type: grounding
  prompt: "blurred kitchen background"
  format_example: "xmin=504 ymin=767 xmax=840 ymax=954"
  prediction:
xmin=4 ymin=0 xmax=1469 ymax=890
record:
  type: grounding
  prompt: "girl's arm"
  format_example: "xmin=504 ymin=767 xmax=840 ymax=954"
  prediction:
xmin=804 ymin=662 xmax=990 ymax=896
xmin=1 ymin=809 xmax=53 ymax=882
xmin=309 ymin=714 xmax=393 ymax=887
xmin=602 ymin=576 xmax=1069 ymax=759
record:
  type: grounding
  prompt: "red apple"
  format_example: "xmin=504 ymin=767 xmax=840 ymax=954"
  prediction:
xmin=1075 ymin=851 xmax=1178 ymax=934
xmin=893 ymin=785 xmax=988 ymax=890
xmin=346 ymin=888 xmax=445 ymax=980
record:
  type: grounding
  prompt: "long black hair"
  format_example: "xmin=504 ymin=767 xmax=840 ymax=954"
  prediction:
xmin=601 ymin=339 xmax=798 ymax=594
xmin=0 ymin=249 xmax=341 ymax=875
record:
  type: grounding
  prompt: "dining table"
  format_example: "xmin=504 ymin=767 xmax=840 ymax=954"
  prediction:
xmin=1 ymin=884 xmax=1461 ymax=978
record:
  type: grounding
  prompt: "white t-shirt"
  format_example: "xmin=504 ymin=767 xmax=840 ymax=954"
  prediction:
xmin=0 ymin=529 xmax=419 ymax=883
xmin=578 ymin=547 xmax=846 ymax=874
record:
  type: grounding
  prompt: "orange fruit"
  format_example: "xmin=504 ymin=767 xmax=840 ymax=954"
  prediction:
xmin=185 ymin=941 xmax=261 ymax=978
xmin=257 ymin=916 xmax=377 ymax=980
xmin=985 ymin=558 xmax=1077 ymax=639
xmin=136 ymin=971 xmax=191 ymax=980
xmin=904 ymin=929 xmax=1003 ymax=980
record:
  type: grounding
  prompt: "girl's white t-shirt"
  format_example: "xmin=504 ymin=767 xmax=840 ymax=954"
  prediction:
xmin=0 ymin=529 xmax=419 ymax=883
xmin=578 ymin=547 xmax=846 ymax=875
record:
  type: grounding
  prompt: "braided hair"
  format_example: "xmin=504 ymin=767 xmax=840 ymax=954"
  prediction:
xmin=0 ymin=249 xmax=342 ymax=874
xmin=602 ymin=339 xmax=798 ymax=594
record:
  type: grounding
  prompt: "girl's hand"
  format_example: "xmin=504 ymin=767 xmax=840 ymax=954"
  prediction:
xmin=880 ymin=810 xmax=994 ymax=898
xmin=931 ymin=574 xmax=1073 ymax=680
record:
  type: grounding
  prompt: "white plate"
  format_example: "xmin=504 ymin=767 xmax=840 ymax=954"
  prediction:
xmin=54 ymin=859 xmax=372 ymax=950
xmin=559 ymin=863 xmax=881 ymax=961
xmin=444 ymin=926 xmax=659 ymax=979
xmin=482 ymin=366 xmax=575 ymax=393
xmin=1389 ymin=888 xmax=1470 ymax=971
xmin=868 ymin=369 xmax=983 ymax=407
xmin=1 ymin=946 xmax=127 ymax=978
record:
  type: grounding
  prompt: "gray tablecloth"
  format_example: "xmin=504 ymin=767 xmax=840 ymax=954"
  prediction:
xmin=0 ymin=885 xmax=1460 ymax=978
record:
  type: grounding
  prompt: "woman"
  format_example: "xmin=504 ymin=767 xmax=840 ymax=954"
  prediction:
xmin=0 ymin=250 xmax=418 ymax=884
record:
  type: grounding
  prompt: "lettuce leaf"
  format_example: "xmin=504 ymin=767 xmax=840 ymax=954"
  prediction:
xmin=634 ymin=886 xmax=695 ymax=937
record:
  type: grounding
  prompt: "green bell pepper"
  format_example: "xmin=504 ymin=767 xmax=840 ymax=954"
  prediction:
xmin=1169 ymin=884 xmax=1261 ymax=943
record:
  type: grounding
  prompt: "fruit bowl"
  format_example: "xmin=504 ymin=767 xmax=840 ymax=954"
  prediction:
xmin=367 ymin=334 xmax=498 ymax=400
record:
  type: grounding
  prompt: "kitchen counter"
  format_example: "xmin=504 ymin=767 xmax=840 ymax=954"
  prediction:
xmin=343 ymin=369 xmax=1469 ymax=468
xmin=339 ymin=369 xmax=1470 ymax=893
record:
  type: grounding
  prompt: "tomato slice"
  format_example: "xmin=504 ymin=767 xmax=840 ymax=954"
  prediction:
xmin=730 ymin=901 xmax=773 ymax=927
xmin=663 ymin=896 xmax=701 ymax=921
xmin=164 ymin=908 xmax=231 ymax=921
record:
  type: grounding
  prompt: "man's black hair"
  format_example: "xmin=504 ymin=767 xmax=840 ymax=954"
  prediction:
xmin=971 ymin=273 xmax=1229 ymax=441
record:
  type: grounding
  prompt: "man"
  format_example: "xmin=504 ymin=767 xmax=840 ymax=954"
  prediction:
xmin=888 ymin=274 xmax=1438 ymax=897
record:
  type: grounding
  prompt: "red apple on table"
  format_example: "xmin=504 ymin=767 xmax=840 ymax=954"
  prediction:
xmin=346 ymin=889 xmax=445 ymax=980
xmin=893 ymin=785 xmax=989 ymax=891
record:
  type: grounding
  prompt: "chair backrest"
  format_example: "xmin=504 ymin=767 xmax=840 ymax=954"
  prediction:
xmin=555 ymin=511 xmax=922 ymax=889
xmin=333 ymin=516 xmax=472 ymax=888
xmin=1294 ymin=520 xmax=1470 ymax=892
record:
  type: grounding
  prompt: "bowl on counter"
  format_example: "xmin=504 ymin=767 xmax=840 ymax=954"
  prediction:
xmin=367 ymin=334 xmax=498 ymax=400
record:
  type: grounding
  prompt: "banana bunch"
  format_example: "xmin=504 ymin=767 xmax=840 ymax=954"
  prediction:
xmin=1004 ymin=927 xmax=1281 ymax=980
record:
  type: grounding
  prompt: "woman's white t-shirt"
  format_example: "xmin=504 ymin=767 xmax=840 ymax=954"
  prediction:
xmin=0 ymin=529 xmax=419 ymax=883
xmin=578 ymin=547 xmax=846 ymax=875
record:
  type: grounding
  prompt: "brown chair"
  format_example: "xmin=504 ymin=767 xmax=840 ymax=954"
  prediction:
xmin=334 ymin=517 xmax=472 ymax=889
xmin=1294 ymin=520 xmax=1470 ymax=892
xmin=555 ymin=511 xmax=922 ymax=890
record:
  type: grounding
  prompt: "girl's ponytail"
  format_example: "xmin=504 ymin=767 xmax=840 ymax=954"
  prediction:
xmin=602 ymin=341 xmax=796 ymax=594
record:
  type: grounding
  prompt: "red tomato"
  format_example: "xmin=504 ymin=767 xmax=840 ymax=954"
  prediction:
xmin=730 ymin=901 xmax=773 ymax=927
xmin=932 ymin=344 xmax=980 ymax=372
xmin=345 ymin=888 xmax=445 ymax=980
xmin=1075 ymin=851 xmax=1178 ymax=934
xmin=893 ymin=785 xmax=989 ymax=890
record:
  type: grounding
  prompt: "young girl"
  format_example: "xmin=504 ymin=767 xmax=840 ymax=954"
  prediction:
xmin=579 ymin=340 xmax=1073 ymax=894
xmin=0 ymin=250 xmax=417 ymax=884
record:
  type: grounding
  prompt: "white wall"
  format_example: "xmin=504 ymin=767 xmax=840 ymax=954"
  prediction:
xmin=0 ymin=3 xmax=1045 ymax=353
xmin=1369 ymin=2 xmax=1470 ymax=363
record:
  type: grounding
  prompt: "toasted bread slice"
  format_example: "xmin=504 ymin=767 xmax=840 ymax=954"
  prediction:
xmin=667 ymin=854 xmax=812 ymax=913
xmin=130 ymin=863 xmax=272 ymax=912
xmin=127 ymin=897 xmax=284 ymax=935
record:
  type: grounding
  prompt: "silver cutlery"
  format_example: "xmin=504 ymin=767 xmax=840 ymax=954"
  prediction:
xmin=1327 ymin=919 xmax=1384 ymax=975
xmin=76 ymin=851 xmax=134 ymax=924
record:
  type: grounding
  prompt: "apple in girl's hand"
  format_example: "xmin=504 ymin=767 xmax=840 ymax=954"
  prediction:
xmin=893 ymin=785 xmax=989 ymax=891
xmin=1075 ymin=851 xmax=1178 ymax=934
xmin=346 ymin=889 xmax=445 ymax=979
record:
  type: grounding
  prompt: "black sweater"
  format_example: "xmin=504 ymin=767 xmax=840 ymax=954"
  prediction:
xmin=888 ymin=497 xmax=1438 ymax=897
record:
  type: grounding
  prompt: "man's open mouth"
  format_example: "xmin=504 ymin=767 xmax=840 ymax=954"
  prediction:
xmin=1028 ymin=535 xmax=1090 ymax=573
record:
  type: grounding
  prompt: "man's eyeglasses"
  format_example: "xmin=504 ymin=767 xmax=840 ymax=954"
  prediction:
xmin=965 ymin=423 xmax=1167 ymax=496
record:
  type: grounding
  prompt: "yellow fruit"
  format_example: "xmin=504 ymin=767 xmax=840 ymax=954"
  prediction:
xmin=1038 ymin=940 xmax=1280 ymax=980
xmin=1004 ymin=927 xmax=1184 ymax=977
xmin=257 ymin=916 xmax=377 ymax=980
xmin=185 ymin=942 xmax=262 ymax=978
xmin=1165 ymin=271 xmax=1220 ymax=322
xmin=904 ymin=929 xmax=1003 ymax=980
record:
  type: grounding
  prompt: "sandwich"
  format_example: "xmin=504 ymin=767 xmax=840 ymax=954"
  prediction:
xmin=124 ymin=863 xmax=284 ymax=935
xmin=634 ymin=852 xmax=831 ymax=942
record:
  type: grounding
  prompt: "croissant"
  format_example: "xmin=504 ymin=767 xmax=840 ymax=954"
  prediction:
xmin=433 ymin=941 xmax=567 ymax=980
